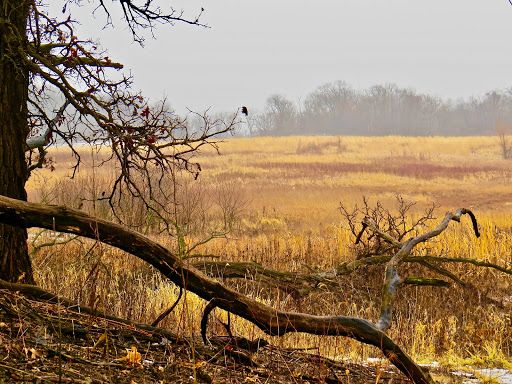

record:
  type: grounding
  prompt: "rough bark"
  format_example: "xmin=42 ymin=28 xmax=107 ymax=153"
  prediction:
xmin=193 ymin=260 xmax=452 ymax=295
xmin=193 ymin=260 xmax=340 ymax=295
xmin=368 ymin=209 xmax=480 ymax=332
xmin=0 ymin=1 xmax=33 ymax=284
xmin=0 ymin=195 xmax=434 ymax=384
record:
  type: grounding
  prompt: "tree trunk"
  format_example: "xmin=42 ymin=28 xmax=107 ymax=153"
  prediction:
xmin=0 ymin=1 xmax=33 ymax=283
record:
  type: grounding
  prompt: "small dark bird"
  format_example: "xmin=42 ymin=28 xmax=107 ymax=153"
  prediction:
xmin=241 ymin=106 xmax=248 ymax=116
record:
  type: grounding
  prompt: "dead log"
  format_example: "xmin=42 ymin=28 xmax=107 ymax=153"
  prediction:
xmin=362 ymin=210 xmax=480 ymax=331
xmin=192 ymin=260 xmax=340 ymax=295
xmin=193 ymin=260 xmax=453 ymax=293
xmin=193 ymin=249 xmax=511 ymax=298
xmin=0 ymin=195 xmax=434 ymax=384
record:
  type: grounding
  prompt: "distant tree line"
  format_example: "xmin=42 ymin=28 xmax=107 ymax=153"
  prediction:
xmin=247 ymin=81 xmax=512 ymax=137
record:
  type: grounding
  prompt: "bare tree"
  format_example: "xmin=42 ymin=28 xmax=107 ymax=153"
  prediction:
xmin=302 ymin=81 xmax=358 ymax=134
xmin=339 ymin=195 xmax=436 ymax=259
xmin=496 ymin=120 xmax=512 ymax=159
xmin=211 ymin=179 xmax=250 ymax=232
xmin=258 ymin=94 xmax=298 ymax=136
xmin=0 ymin=0 xmax=237 ymax=283
xmin=251 ymin=81 xmax=512 ymax=137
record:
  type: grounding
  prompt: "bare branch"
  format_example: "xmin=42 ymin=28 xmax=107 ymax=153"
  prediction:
xmin=362 ymin=217 xmax=403 ymax=248
xmin=340 ymin=195 xmax=437 ymax=259
xmin=95 ymin=0 xmax=207 ymax=44
xmin=376 ymin=209 xmax=480 ymax=332
xmin=22 ymin=3 xmax=239 ymax=231
xmin=0 ymin=195 xmax=434 ymax=384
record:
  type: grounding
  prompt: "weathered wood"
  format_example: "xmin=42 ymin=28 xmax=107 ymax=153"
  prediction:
xmin=193 ymin=260 xmax=339 ymax=295
xmin=402 ymin=277 xmax=450 ymax=287
xmin=373 ymin=209 xmax=480 ymax=332
xmin=193 ymin=260 xmax=452 ymax=295
xmin=0 ymin=195 xmax=434 ymax=384
xmin=151 ymin=286 xmax=183 ymax=327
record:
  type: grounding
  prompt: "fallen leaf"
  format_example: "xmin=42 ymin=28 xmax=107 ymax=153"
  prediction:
xmin=92 ymin=330 xmax=108 ymax=351
xmin=23 ymin=347 xmax=43 ymax=359
xmin=121 ymin=346 xmax=141 ymax=366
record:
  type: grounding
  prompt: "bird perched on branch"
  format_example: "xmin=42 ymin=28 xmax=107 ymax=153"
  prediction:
xmin=241 ymin=106 xmax=248 ymax=116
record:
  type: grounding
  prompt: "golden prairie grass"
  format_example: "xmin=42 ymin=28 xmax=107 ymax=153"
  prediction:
xmin=199 ymin=136 xmax=510 ymax=217
xmin=26 ymin=135 xmax=512 ymax=367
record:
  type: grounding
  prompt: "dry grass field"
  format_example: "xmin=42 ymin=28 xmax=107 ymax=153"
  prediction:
xmin=25 ymin=136 xmax=512 ymax=376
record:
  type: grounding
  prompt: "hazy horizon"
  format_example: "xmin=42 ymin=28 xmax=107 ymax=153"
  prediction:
xmin=54 ymin=1 xmax=512 ymax=115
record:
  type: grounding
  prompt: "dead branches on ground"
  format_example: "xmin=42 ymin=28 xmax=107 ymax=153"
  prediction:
xmin=0 ymin=195 xmax=437 ymax=384
xmin=0 ymin=196 xmax=502 ymax=384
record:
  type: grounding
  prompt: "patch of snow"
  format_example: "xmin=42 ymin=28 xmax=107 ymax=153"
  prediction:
xmin=366 ymin=357 xmax=387 ymax=364
xmin=475 ymin=369 xmax=512 ymax=384
xmin=451 ymin=371 xmax=475 ymax=378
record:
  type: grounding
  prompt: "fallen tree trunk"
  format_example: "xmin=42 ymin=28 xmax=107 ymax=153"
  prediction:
xmin=192 ymin=260 xmax=340 ymax=295
xmin=0 ymin=195 xmax=435 ymax=384
xmin=372 ymin=209 xmax=480 ymax=331
xmin=193 ymin=251 xmax=509 ymax=301
xmin=192 ymin=260 xmax=456 ymax=292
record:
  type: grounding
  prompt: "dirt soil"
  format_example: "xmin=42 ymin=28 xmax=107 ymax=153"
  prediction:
xmin=0 ymin=288 xmax=445 ymax=384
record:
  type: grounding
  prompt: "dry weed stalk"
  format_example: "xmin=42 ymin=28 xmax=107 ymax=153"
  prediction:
xmin=0 ymin=195 xmax=496 ymax=384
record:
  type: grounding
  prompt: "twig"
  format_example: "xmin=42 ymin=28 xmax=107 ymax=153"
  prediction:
xmin=151 ymin=286 xmax=183 ymax=327
xmin=376 ymin=209 xmax=480 ymax=332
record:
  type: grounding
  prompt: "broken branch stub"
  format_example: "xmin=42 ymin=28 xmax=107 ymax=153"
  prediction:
xmin=372 ymin=209 xmax=480 ymax=332
xmin=0 ymin=195 xmax=434 ymax=384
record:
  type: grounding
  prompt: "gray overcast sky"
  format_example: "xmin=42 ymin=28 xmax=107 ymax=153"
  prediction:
xmin=66 ymin=0 xmax=512 ymax=114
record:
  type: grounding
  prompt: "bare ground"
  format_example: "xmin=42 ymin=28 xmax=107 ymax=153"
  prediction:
xmin=0 ymin=290 xmax=420 ymax=383
xmin=0 ymin=288 xmax=469 ymax=384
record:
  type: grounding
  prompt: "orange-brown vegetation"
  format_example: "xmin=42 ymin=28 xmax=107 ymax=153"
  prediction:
xmin=26 ymin=136 xmax=512 ymax=369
